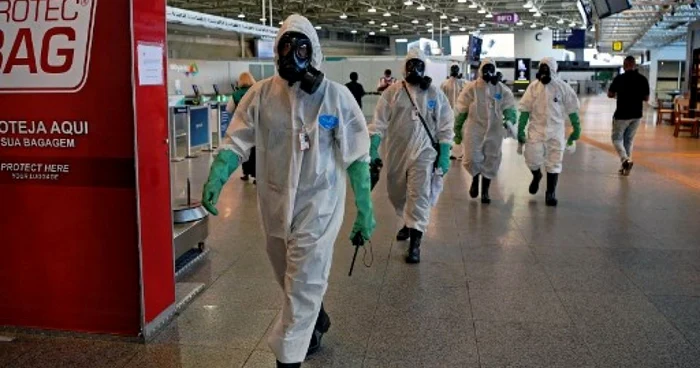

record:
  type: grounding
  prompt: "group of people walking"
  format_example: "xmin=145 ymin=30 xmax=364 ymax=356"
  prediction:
xmin=199 ymin=14 xmax=648 ymax=368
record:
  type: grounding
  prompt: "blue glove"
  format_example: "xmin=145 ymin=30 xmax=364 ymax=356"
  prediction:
xmin=347 ymin=161 xmax=376 ymax=240
xmin=438 ymin=143 xmax=451 ymax=175
xmin=202 ymin=150 xmax=240 ymax=216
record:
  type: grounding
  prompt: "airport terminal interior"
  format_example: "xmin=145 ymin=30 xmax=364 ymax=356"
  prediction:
xmin=3 ymin=0 xmax=700 ymax=367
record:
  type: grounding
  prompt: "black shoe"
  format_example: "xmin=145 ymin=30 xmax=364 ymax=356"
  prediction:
xmin=406 ymin=229 xmax=423 ymax=264
xmin=545 ymin=173 xmax=559 ymax=207
xmin=307 ymin=304 xmax=331 ymax=357
xmin=622 ymin=159 xmax=634 ymax=176
xmin=241 ymin=174 xmax=250 ymax=181
xmin=469 ymin=174 xmax=480 ymax=199
xmin=529 ymin=169 xmax=543 ymax=195
xmin=277 ymin=361 xmax=301 ymax=368
xmin=396 ymin=226 xmax=410 ymax=241
xmin=481 ymin=176 xmax=491 ymax=204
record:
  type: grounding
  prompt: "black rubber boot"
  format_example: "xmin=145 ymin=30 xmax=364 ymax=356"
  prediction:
xmin=240 ymin=174 xmax=249 ymax=181
xmin=277 ymin=362 xmax=301 ymax=368
xmin=307 ymin=304 xmax=331 ymax=357
xmin=529 ymin=169 xmax=543 ymax=195
xmin=396 ymin=225 xmax=410 ymax=241
xmin=406 ymin=229 xmax=423 ymax=264
xmin=545 ymin=172 xmax=559 ymax=207
xmin=481 ymin=176 xmax=491 ymax=204
xmin=469 ymin=174 xmax=480 ymax=198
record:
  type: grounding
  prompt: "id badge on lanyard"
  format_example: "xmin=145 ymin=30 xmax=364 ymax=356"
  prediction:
xmin=411 ymin=107 xmax=420 ymax=121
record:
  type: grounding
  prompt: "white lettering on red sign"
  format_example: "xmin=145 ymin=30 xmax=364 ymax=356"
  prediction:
xmin=0 ymin=0 xmax=97 ymax=93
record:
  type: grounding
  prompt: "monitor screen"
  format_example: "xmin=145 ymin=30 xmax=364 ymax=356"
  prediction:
xmin=256 ymin=39 xmax=275 ymax=59
xmin=468 ymin=37 xmax=483 ymax=63
xmin=577 ymin=0 xmax=593 ymax=28
xmin=592 ymin=0 xmax=631 ymax=19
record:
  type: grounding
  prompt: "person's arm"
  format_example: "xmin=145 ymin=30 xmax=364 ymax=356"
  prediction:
xmin=335 ymin=88 xmax=375 ymax=241
xmin=642 ymin=76 xmax=650 ymax=102
xmin=518 ymin=84 xmax=536 ymax=143
xmin=564 ymin=84 xmax=582 ymax=145
xmin=368 ymin=88 xmax=394 ymax=161
xmin=608 ymin=77 xmax=618 ymax=99
xmin=453 ymin=83 xmax=474 ymax=144
xmin=436 ymin=88 xmax=456 ymax=175
xmin=203 ymin=84 xmax=259 ymax=215
xmin=360 ymin=84 xmax=366 ymax=97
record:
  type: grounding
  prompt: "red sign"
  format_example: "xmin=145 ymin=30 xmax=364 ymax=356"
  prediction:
xmin=0 ymin=0 xmax=98 ymax=93
xmin=0 ymin=0 xmax=173 ymax=336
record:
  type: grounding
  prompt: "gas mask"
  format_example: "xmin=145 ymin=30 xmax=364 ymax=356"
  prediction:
xmin=405 ymin=58 xmax=432 ymax=90
xmin=536 ymin=64 xmax=552 ymax=85
xmin=277 ymin=32 xmax=324 ymax=94
xmin=481 ymin=63 xmax=498 ymax=85
xmin=450 ymin=65 xmax=460 ymax=78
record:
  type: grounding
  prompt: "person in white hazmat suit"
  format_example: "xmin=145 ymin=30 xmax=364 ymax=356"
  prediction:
xmin=441 ymin=64 xmax=468 ymax=160
xmin=200 ymin=15 xmax=376 ymax=368
xmin=454 ymin=59 xmax=517 ymax=204
xmin=518 ymin=57 xmax=581 ymax=207
xmin=369 ymin=48 xmax=454 ymax=264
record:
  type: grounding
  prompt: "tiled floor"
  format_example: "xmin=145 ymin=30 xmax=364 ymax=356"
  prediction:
xmin=2 ymin=95 xmax=700 ymax=367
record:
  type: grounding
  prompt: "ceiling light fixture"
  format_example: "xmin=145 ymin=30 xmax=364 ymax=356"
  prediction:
xmin=417 ymin=4 xmax=426 ymax=10
xmin=543 ymin=26 xmax=550 ymax=30
xmin=369 ymin=20 xmax=376 ymax=24
xmin=478 ymin=9 xmax=486 ymax=14
xmin=557 ymin=19 xmax=564 ymax=24
xmin=469 ymin=2 xmax=478 ymax=9
xmin=524 ymin=1 xmax=533 ymax=8
xmin=570 ymin=22 xmax=576 ymax=27
xmin=351 ymin=30 xmax=357 ymax=34
xmin=412 ymin=19 xmax=419 ymax=24
xmin=368 ymin=7 xmax=377 ymax=13
xmin=479 ymin=23 xmax=486 ymax=27
xmin=444 ymin=26 xmax=450 ymax=30
xmin=517 ymin=21 xmax=523 ymax=26
xmin=280 ymin=21 xmax=285 ymax=25
xmin=369 ymin=31 xmax=376 ymax=35
xmin=396 ymin=38 xmax=408 ymax=42
xmin=529 ymin=7 xmax=537 ymax=13
xmin=426 ymin=22 xmax=433 ymax=26
xmin=340 ymin=13 xmax=347 ymax=19
xmin=392 ymin=24 xmax=399 ymax=28
xmin=440 ymin=14 xmax=448 ymax=19
xmin=314 ymin=25 xmax=322 ymax=29
xmin=381 ymin=22 xmax=387 ymax=26
xmin=534 ymin=12 xmax=542 ymax=17
xmin=380 ymin=28 xmax=387 ymax=32
xmin=427 ymin=28 xmax=434 ymax=32
xmin=452 ymin=17 xmax=459 ymax=22
xmin=383 ymin=11 xmax=391 ymax=17
xmin=531 ymin=23 xmax=537 ymax=28
xmin=486 ymin=13 xmax=493 ymax=18
xmin=404 ymin=0 xmax=414 ymax=5
xmin=260 ymin=17 xmax=266 ymax=22
xmin=460 ymin=27 xmax=467 ymax=31
xmin=458 ymin=0 xmax=467 ymax=3
xmin=237 ymin=13 xmax=245 ymax=18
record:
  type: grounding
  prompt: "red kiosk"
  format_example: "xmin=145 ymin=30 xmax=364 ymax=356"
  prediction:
xmin=0 ymin=0 xmax=175 ymax=338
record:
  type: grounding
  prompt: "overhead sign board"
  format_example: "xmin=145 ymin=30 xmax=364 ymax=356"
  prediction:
xmin=494 ymin=13 xmax=520 ymax=24
xmin=612 ymin=41 xmax=623 ymax=52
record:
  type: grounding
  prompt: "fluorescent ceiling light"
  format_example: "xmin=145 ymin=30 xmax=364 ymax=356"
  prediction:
xmin=314 ymin=25 xmax=322 ymax=29
xmin=557 ymin=19 xmax=564 ymax=24
xmin=351 ymin=30 xmax=357 ymax=34
xmin=517 ymin=21 xmax=523 ymax=26
xmin=383 ymin=11 xmax=391 ymax=17
xmin=381 ymin=22 xmax=388 ymax=26
xmin=478 ymin=9 xmax=486 ymax=14
xmin=392 ymin=24 xmax=399 ymax=28
xmin=412 ymin=19 xmax=419 ymax=24
xmin=340 ymin=13 xmax=347 ymax=19
xmin=260 ymin=18 xmax=266 ymax=22
xmin=426 ymin=22 xmax=433 ymax=26
xmin=380 ymin=28 xmax=387 ymax=32
xmin=524 ymin=1 xmax=533 ymax=8
xmin=479 ymin=23 xmax=486 ymax=27
xmin=458 ymin=0 xmax=467 ymax=3
xmin=459 ymin=27 xmax=467 ymax=31
xmin=570 ymin=22 xmax=576 ymax=27
xmin=404 ymin=0 xmax=414 ymax=5
xmin=369 ymin=20 xmax=376 ymax=24
xmin=427 ymin=28 xmax=433 ymax=32
xmin=531 ymin=23 xmax=537 ymax=28
xmin=529 ymin=8 xmax=537 ymax=13
xmin=469 ymin=2 xmax=478 ymax=9
xmin=368 ymin=7 xmax=377 ymax=13
xmin=237 ymin=13 xmax=245 ymax=18
xmin=486 ymin=13 xmax=493 ymax=18
xmin=396 ymin=38 xmax=408 ymax=42
xmin=452 ymin=17 xmax=459 ymax=22
xmin=369 ymin=31 xmax=376 ymax=35
xmin=443 ymin=26 xmax=449 ymax=30
xmin=534 ymin=12 xmax=542 ymax=17
xmin=417 ymin=4 xmax=426 ymax=10
xmin=440 ymin=14 xmax=448 ymax=19
xmin=543 ymin=26 xmax=550 ymax=30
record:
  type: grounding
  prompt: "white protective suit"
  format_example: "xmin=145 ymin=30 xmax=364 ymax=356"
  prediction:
xmin=456 ymin=59 xmax=516 ymax=179
xmin=221 ymin=15 xmax=370 ymax=364
xmin=369 ymin=48 xmax=454 ymax=233
xmin=441 ymin=76 xmax=467 ymax=110
xmin=519 ymin=57 xmax=579 ymax=174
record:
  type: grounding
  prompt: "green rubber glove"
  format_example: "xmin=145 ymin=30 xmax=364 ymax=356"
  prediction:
xmin=438 ymin=143 xmax=451 ymax=175
xmin=518 ymin=111 xmax=530 ymax=144
xmin=202 ymin=150 xmax=240 ymax=216
xmin=370 ymin=135 xmax=382 ymax=162
xmin=454 ymin=112 xmax=468 ymax=145
xmin=568 ymin=112 xmax=581 ymax=146
xmin=503 ymin=108 xmax=517 ymax=125
xmin=347 ymin=161 xmax=376 ymax=241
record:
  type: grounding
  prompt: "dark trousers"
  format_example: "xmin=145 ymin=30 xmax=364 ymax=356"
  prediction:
xmin=242 ymin=148 xmax=256 ymax=177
